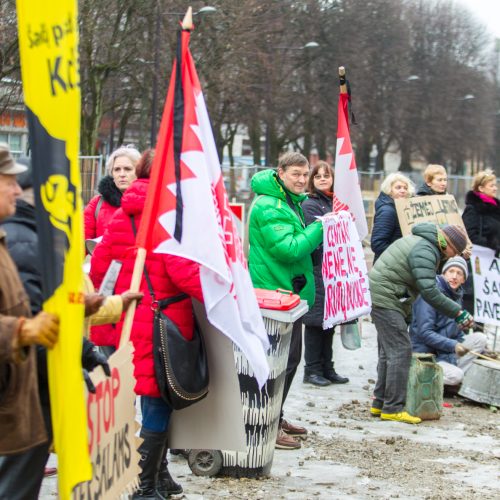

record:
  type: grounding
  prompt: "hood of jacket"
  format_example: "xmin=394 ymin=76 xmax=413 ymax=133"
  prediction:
xmin=374 ymin=191 xmax=395 ymax=211
xmin=98 ymin=175 xmax=123 ymax=207
xmin=411 ymin=222 xmax=439 ymax=247
xmin=251 ymin=169 xmax=307 ymax=204
xmin=465 ymin=190 xmax=500 ymax=214
xmin=436 ymin=274 xmax=463 ymax=301
xmin=121 ymin=178 xmax=149 ymax=216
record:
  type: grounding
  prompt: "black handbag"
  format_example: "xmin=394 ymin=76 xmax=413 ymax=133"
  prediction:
xmin=130 ymin=216 xmax=209 ymax=410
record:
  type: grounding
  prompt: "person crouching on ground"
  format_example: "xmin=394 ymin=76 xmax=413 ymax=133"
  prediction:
xmin=368 ymin=223 xmax=474 ymax=424
xmin=410 ymin=256 xmax=487 ymax=393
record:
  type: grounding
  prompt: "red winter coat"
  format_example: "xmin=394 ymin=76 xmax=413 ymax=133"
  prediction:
xmin=83 ymin=176 xmax=123 ymax=241
xmin=84 ymin=195 xmax=118 ymax=241
xmin=90 ymin=178 xmax=203 ymax=397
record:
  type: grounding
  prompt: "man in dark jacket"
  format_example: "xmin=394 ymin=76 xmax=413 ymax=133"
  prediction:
xmin=368 ymin=222 xmax=474 ymax=424
xmin=1 ymin=157 xmax=122 ymax=492
xmin=410 ymin=256 xmax=487 ymax=388
xmin=0 ymin=144 xmax=60 ymax=499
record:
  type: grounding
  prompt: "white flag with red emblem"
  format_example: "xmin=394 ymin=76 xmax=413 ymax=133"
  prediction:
xmin=136 ymin=24 xmax=270 ymax=386
xmin=333 ymin=92 xmax=368 ymax=240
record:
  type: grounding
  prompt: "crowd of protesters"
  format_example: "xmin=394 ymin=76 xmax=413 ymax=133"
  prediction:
xmin=1 ymin=139 xmax=498 ymax=498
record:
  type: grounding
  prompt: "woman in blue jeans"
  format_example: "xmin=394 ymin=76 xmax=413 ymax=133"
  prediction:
xmin=91 ymin=151 xmax=203 ymax=498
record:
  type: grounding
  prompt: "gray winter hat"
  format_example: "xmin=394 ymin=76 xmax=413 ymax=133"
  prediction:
xmin=442 ymin=256 xmax=468 ymax=279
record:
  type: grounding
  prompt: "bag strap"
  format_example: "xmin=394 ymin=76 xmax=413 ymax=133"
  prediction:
xmin=129 ymin=215 xmax=188 ymax=309
xmin=94 ymin=195 xmax=104 ymax=220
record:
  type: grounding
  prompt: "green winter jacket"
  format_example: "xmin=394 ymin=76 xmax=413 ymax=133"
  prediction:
xmin=368 ymin=222 xmax=461 ymax=319
xmin=248 ymin=169 xmax=323 ymax=306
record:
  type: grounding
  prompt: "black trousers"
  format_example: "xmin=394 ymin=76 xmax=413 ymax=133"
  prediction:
xmin=304 ymin=324 xmax=334 ymax=376
xmin=280 ymin=319 xmax=303 ymax=421
xmin=0 ymin=442 xmax=49 ymax=500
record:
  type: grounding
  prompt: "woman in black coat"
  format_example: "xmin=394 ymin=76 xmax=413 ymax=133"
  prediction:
xmin=462 ymin=169 xmax=500 ymax=252
xmin=371 ymin=172 xmax=414 ymax=262
xmin=301 ymin=161 xmax=349 ymax=387
xmin=416 ymin=164 xmax=448 ymax=196
xmin=462 ymin=169 xmax=500 ymax=312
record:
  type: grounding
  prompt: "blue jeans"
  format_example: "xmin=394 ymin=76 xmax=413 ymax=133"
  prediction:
xmin=141 ymin=396 xmax=173 ymax=433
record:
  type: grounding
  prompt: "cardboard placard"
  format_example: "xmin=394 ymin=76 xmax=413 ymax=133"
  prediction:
xmin=321 ymin=211 xmax=371 ymax=328
xmin=72 ymin=344 xmax=139 ymax=499
xmin=472 ymin=245 xmax=500 ymax=326
xmin=395 ymin=194 xmax=464 ymax=236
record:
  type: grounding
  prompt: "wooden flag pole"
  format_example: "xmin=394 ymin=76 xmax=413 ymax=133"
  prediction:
xmin=182 ymin=6 xmax=193 ymax=30
xmin=120 ymin=6 xmax=193 ymax=348
xmin=339 ymin=66 xmax=347 ymax=95
xmin=119 ymin=247 xmax=146 ymax=347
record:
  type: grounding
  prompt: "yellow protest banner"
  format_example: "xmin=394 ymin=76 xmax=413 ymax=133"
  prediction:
xmin=16 ymin=1 xmax=91 ymax=498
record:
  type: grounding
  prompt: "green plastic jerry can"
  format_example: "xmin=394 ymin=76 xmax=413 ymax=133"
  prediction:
xmin=405 ymin=353 xmax=443 ymax=420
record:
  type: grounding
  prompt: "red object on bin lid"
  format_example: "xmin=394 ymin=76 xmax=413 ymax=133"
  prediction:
xmin=254 ymin=288 xmax=301 ymax=311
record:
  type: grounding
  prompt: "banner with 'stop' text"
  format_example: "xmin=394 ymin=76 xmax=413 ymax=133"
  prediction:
xmin=472 ymin=245 xmax=500 ymax=327
xmin=322 ymin=211 xmax=371 ymax=328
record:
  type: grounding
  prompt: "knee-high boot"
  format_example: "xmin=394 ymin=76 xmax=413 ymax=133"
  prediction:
xmin=156 ymin=438 xmax=183 ymax=499
xmin=132 ymin=429 xmax=166 ymax=499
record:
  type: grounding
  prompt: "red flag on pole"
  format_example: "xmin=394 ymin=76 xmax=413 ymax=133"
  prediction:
xmin=136 ymin=10 xmax=270 ymax=386
xmin=333 ymin=68 xmax=368 ymax=240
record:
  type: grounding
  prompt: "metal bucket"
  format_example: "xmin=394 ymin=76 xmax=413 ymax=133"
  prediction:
xmin=458 ymin=359 xmax=500 ymax=406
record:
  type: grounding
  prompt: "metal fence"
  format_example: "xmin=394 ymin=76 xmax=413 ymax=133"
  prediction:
xmin=80 ymin=155 xmax=104 ymax=205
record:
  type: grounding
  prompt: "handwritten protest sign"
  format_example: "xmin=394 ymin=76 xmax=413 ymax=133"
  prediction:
xmin=72 ymin=344 xmax=139 ymax=499
xmin=322 ymin=211 xmax=371 ymax=328
xmin=395 ymin=194 xmax=465 ymax=236
xmin=471 ymin=245 xmax=500 ymax=326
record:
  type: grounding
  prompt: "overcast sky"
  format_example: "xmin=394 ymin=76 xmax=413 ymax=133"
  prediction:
xmin=457 ymin=0 xmax=500 ymax=38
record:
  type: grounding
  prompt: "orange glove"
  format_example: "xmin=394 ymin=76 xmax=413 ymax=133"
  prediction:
xmin=18 ymin=312 xmax=59 ymax=349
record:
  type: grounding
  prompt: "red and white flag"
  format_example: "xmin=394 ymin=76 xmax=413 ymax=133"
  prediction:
xmin=333 ymin=92 xmax=368 ymax=240
xmin=136 ymin=25 xmax=270 ymax=386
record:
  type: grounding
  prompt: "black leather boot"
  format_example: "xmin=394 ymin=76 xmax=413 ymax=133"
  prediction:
xmin=324 ymin=368 xmax=349 ymax=384
xmin=157 ymin=440 xmax=183 ymax=499
xmin=131 ymin=430 xmax=165 ymax=499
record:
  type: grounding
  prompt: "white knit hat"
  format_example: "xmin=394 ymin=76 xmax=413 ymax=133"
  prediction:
xmin=442 ymin=256 xmax=468 ymax=280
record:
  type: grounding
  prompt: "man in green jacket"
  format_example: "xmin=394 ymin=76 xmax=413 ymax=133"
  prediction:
xmin=249 ymin=152 xmax=323 ymax=450
xmin=368 ymin=222 xmax=474 ymax=424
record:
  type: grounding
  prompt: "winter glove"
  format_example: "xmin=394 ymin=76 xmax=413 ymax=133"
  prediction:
xmin=455 ymin=310 xmax=474 ymax=330
xmin=291 ymin=275 xmax=307 ymax=294
xmin=18 ymin=312 xmax=59 ymax=349
xmin=81 ymin=338 xmax=111 ymax=376
xmin=83 ymin=369 xmax=96 ymax=393
xmin=454 ymin=343 xmax=468 ymax=357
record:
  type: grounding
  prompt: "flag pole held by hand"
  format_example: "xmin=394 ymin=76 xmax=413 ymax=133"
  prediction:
xmin=120 ymin=247 xmax=146 ymax=347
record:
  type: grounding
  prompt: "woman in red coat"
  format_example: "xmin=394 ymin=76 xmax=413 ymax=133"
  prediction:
xmin=90 ymin=150 xmax=203 ymax=499
xmin=84 ymin=145 xmax=141 ymax=241
xmin=86 ymin=146 xmax=141 ymax=351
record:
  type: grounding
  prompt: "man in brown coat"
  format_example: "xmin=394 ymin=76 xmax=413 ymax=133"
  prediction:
xmin=0 ymin=143 xmax=60 ymax=499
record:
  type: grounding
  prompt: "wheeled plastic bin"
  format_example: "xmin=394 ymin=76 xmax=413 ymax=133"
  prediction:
xmin=188 ymin=301 xmax=308 ymax=478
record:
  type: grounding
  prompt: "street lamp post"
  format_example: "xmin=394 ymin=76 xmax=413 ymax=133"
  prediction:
xmin=264 ymin=41 xmax=320 ymax=166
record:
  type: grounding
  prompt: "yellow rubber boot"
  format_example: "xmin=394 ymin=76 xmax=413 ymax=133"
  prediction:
xmin=380 ymin=411 xmax=421 ymax=424
xmin=370 ymin=407 xmax=382 ymax=417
